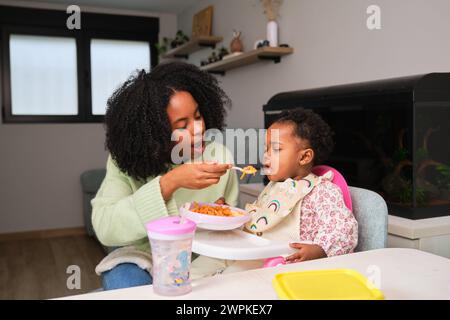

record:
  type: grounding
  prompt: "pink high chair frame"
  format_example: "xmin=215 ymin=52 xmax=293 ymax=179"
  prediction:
xmin=262 ymin=165 xmax=353 ymax=268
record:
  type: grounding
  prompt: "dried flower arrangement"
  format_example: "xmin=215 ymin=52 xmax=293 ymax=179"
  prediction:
xmin=261 ymin=0 xmax=283 ymax=21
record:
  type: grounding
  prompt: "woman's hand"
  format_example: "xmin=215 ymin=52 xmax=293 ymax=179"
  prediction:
xmin=285 ymin=243 xmax=327 ymax=263
xmin=160 ymin=163 xmax=232 ymax=201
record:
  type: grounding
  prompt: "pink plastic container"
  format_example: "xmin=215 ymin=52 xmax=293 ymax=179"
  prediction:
xmin=263 ymin=256 xmax=286 ymax=268
xmin=146 ymin=216 xmax=196 ymax=296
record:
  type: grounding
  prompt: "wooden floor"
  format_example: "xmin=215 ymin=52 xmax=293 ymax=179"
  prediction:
xmin=0 ymin=235 xmax=105 ymax=299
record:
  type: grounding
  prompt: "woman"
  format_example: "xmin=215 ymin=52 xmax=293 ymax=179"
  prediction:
xmin=92 ymin=62 xmax=239 ymax=290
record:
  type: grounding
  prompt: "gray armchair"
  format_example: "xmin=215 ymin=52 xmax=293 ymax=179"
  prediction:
xmin=81 ymin=169 xmax=118 ymax=254
xmin=79 ymin=169 xmax=122 ymax=257
xmin=80 ymin=169 xmax=106 ymax=237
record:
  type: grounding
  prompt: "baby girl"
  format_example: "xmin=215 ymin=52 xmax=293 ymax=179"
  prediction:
xmin=244 ymin=108 xmax=358 ymax=263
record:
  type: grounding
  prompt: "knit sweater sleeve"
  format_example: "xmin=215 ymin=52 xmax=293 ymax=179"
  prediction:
xmin=91 ymin=156 xmax=179 ymax=247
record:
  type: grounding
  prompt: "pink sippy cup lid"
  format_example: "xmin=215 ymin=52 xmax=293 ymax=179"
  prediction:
xmin=146 ymin=216 xmax=196 ymax=236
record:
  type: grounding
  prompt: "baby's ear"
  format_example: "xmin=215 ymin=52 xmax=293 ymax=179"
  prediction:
xmin=299 ymin=148 xmax=315 ymax=166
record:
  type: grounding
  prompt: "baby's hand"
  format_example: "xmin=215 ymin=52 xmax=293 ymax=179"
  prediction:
xmin=214 ymin=197 xmax=228 ymax=206
xmin=285 ymin=243 xmax=327 ymax=263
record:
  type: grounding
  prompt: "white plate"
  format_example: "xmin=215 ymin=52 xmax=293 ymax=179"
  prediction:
xmin=180 ymin=202 xmax=251 ymax=231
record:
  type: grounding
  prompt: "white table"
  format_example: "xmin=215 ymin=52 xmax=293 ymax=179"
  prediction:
xmin=60 ymin=248 xmax=450 ymax=300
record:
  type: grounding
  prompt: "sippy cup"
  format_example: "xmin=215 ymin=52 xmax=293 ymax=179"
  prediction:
xmin=146 ymin=216 xmax=196 ymax=296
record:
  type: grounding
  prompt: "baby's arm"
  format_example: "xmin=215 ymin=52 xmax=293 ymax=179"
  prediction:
xmin=285 ymin=243 xmax=326 ymax=263
xmin=310 ymin=181 xmax=358 ymax=257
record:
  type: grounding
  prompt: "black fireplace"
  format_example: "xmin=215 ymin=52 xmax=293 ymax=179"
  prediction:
xmin=264 ymin=73 xmax=450 ymax=220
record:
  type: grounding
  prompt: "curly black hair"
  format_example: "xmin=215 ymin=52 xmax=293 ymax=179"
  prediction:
xmin=104 ymin=61 xmax=231 ymax=181
xmin=275 ymin=108 xmax=334 ymax=165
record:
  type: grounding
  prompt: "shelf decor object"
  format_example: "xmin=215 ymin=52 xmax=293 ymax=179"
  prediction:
xmin=200 ymin=46 xmax=293 ymax=75
xmin=230 ymin=30 xmax=244 ymax=53
xmin=161 ymin=36 xmax=223 ymax=59
xmin=261 ymin=0 xmax=283 ymax=47
xmin=192 ymin=6 xmax=214 ymax=37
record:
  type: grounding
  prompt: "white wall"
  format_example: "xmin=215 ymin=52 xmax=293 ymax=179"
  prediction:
xmin=178 ymin=0 xmax=450 ymax=129
xmin=0 ymin=1 xmax=177 ymax=233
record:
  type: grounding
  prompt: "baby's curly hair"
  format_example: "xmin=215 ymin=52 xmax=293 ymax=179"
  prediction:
xmin=275 ymin=108 xmax=334 ymax=165
xmin=105 ymin=61 xmax=231 ymax=181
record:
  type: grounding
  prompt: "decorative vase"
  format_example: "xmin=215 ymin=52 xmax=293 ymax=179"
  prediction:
xmin=230 ymin=30 xmax=244 ymax=53
xmin=267 ymin=20 xmax=278 ymax=47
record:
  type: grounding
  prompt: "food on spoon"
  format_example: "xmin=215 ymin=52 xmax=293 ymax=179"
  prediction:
xmin=239 ymin=166 xmax=258 ymax=180
xmin=191 ymin=202 xmax=243 ymax=217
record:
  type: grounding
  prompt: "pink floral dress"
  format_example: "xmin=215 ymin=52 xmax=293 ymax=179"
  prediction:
xmin=300 ymin=180 xmax=358 ymax=256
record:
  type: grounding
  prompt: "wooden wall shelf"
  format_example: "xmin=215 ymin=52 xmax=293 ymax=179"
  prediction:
xmin=161 ymin=36 xmax=223 ymax=59
xmin=200 ymin=47 xmax=294 ymax=75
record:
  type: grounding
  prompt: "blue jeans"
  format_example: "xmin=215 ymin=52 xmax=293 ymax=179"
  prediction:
xmin=102 ymin=263 xmax=153 ymax=290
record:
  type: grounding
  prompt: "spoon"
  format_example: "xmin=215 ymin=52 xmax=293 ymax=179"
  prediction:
xmin=231 ymin=166 xmax=258 ymax=173
xmin=231 ymin=166 xmax=259 ymax=180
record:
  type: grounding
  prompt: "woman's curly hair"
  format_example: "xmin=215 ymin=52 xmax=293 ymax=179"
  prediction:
xmin=105 ymin=61 xmax=231 ymax=181
xmin=275 ymin=108 xmax=335 ymax=165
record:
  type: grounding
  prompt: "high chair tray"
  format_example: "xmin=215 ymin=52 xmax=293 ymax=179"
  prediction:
xmin=192 ymin=229 xmax=297 ymax=260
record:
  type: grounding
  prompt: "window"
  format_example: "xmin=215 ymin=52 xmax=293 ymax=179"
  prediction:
xmin=0 ymin=6 xmax=159 ymax=123
xmin=90 ymin=39 xmax=151 ymax=115
xmin=9 ymin=34 xmax=78 ymax=116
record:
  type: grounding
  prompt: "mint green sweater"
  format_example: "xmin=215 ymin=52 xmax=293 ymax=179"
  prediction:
xmin=91 ymin=142 xmax=239 ymax=251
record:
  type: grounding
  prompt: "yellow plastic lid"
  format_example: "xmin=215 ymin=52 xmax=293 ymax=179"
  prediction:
xmin=272 ymin=269 xmax=384 ymax=300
